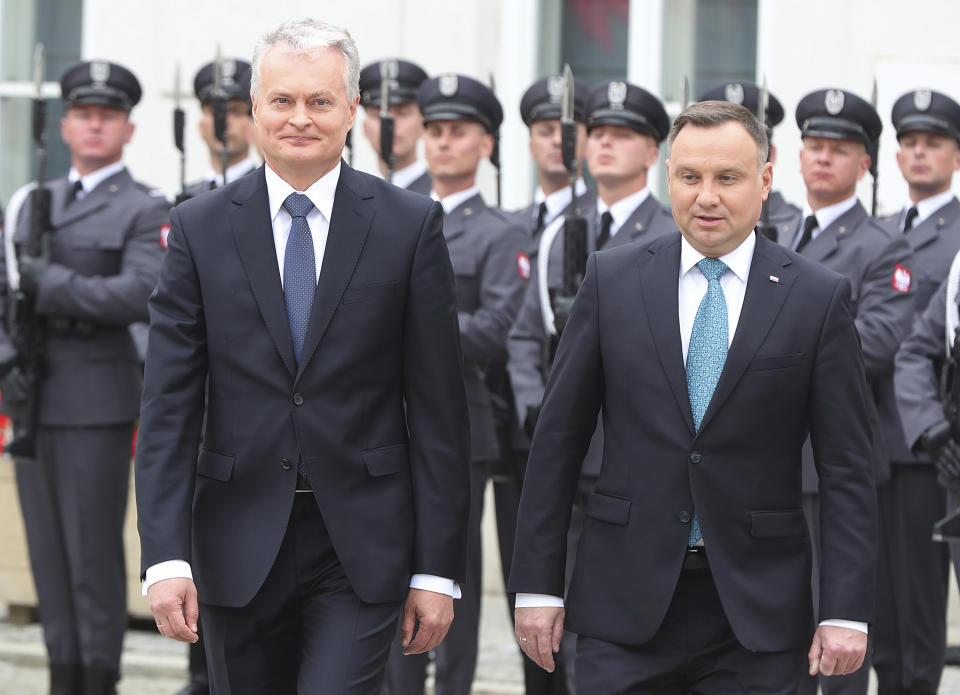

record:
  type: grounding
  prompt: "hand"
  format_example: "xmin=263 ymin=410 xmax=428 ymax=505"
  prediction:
xmin=515 ymin=605 xmax=565 ymax=672
xmin=807 ymin=625 xmax=867 ymax=676
xmin=18 ymin=254 xmax=49 ymax=297
xmin=933 ymin=439 xmax=960 ymax=489
xmin=0 ymin=367 xmax=31 ymax=408
xmin=399 ymin=588 xmax=454 ymax=655
xmin=147 ymin=577 xmax=199 ymax=643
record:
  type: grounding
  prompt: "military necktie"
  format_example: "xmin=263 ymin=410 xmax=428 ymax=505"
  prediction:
xmin=597 ymin=211 xmax=613 ymax=249
xmin=282 ymin=192 xmax=317 ymax=363
xmin=795 ymin=215 xmax=818 ymax=253
xmin=534 ymin=201 xmax=548 ymax=235
xmin=685 ymin=257 xmax=729 ymax=545
xmin=66 ymin=180 xmax=83 ymax=205
xmin=903 ymin=206 xmax=919 ymax=233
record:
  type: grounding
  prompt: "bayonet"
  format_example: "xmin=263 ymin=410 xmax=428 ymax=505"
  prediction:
xmin=489 ymin=72 xmax=502 ymax=208
xmin=681 ymin=75 xmax=690 ymax=111
xmin=755 ymin=75 xmax=777 ymax=241
xmin=173 ymin=62 xmax=188 ymax=202
xmin=212 ymin=45 xmax=230 ymax=185
xmin=560 ymin=63 xmax=578 ymax=211
xmin=379 ymin=60 xmax=395 ymax=182
xmin=870 ymin=76 xmax=879 ymax=216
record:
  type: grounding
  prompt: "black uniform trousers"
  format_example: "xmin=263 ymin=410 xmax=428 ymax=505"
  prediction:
xmin=15 ymin=424 xmax=133 ymax=670
xmin=201 ymin=491 xmax=401 ymax=695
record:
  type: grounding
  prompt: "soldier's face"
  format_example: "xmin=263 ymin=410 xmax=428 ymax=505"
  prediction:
xmin=252 ymin=46 xmax=358 ymax=182
xmin=198 ymin=100 xmax=254 ymax=159
xmin=799 ymin=136 xmax=870 ymax=207
xmin=667 ymin=121 xmax=772 ymax=258
xmin=60 ymin=104 xmax=134 ymax=174
xmin=423 ymin=120 xmax=492 ymax=183
xmin=896 ymin=131 xmax=960 ymax=198
xmin=362 ymin=102 xmax=425 ymax=169
xmin=586 ymin=125 xmax=659 ymax=187
xmin=528 ymin=120 xmax=586 ymax=183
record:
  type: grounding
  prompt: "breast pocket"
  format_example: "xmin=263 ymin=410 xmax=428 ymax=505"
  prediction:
xmin=450 ymin=255 xmax=479 ymax=312
xmin=747 ymin=353 xmax=805 ymax=371
xmin=341 ymin=282 xmax=397 ymax=305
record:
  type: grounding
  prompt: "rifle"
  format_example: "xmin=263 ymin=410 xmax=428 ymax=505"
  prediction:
xmin=379 ymin=60 xmax=395 ymax=183
xmin=4 ymin=44 xmax=52 ymax=461
xmin=346 ymin=128 xmax=354 ymax=167
xmin=489 ymin=73 xmax=502 ymax=208
xmin=173 ymin=62 xmax=191 ymax=205
xmin=211 ymin=46 xmax=230 ymax=186
xmin=870 ymin=78 xmax=880 ymax=217
xmin=755 ymin=75 xmax=778 ymax=242
xmin=932 ymin=327 xmax=960 ymax=540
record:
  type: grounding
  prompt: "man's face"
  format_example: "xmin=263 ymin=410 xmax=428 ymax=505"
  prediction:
xmin=799 ymin=136 xmax=870 ymax=206
xmin=252 ymin=46 xmax=358 ymax=179
xmin=60 ymin=104 xmax=134 ymax=173
xmin=896 ymin=131 xmax=960 ymax=198
xmin=667 ymin=121 xmax=772 ymax=258
xmin=586 ymin=125 xmax=659 ymax=186
xmin=199 ymin=100 xmax=254 ymax=159
xmin=423 ymin=120 xmax=492 ymax=183
xmin=528 ymin=119 xmax=587 ymax=182
xmin=362 ymin=102 xmax=425 ymax=167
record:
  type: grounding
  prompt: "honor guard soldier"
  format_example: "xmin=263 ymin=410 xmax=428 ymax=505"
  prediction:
xmin=782 ymin=88 xmax=915 ymax=695
xmin=0 ymin=60 xmax=168 ymax=695
xmin=699 ymin=80 xmax=801 ymax=237
xmin=873 ymin=88 xmax=960 ymax=695
xmin=181 ymin=58 xmax=257 ymax=197
xmin=512 ymin=75 xmax=595 ymax=253
xmin=359 ymin=58 xmax=431 ymax=194
xmin=380 ymin=73 xmax=527 ymax=695
xmin=506 ymin=79 xmax=676 ymax=692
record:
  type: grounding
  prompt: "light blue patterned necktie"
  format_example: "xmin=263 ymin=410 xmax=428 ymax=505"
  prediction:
xmin=282 ymin=192 xmax=317 ymax=364
xmin=686 ymin=257 xmax=729 ymax=545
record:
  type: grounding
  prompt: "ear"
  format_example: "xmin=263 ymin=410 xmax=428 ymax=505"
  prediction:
xmin=347 ymin=94 xmax=360 ymax=129
xmin=644 ymin=141 xmax=660 ymax=169
xmin=124 ymin=119 xmax=135 ymax=145
xmin=251 ymin=98 xmax=260 ymax=126
xmin=665 ymin=158 xmax=672 ymax=184
xmin=480 ymin=130 xmax=494 ymax=159
xmin=760 ymin=161 xmax=773 ymax=201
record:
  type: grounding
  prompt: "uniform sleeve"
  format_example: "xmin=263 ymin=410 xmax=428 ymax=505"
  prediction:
xmin=507 ymin=268 xmax=547 ymax=426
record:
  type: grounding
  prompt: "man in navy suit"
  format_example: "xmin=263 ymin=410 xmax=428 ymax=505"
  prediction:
xmin=134 ymin=18 xmax=470 ymax=695
xmin=509 ymin=101 xmax=877 ymax=694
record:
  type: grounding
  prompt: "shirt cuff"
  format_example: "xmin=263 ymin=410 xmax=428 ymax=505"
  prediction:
xmin=410 ymin=574 xmax=461 ymax=599
xmin=515 ymin=593 xmax=565 ymax=608
xmin=819 ymin=619 xmax=868 ymax=635
xmin=142 ymin=560 xmax=193 ymax=596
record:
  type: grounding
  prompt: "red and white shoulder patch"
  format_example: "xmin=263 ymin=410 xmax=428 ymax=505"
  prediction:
xmin=517 ymin=252 xmax=531 ymax=280
xmin=159 ymin=224 xmax=170 ymax=249
xmin=892 ymin=264 xmax=912 ymax=293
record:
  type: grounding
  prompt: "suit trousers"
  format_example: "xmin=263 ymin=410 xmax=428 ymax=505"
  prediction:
xmin=575 ymin=564 xmax=806 ymax=695
xmin=873 ymin=466 xmax=948 ymax=693
xmin=15 ymin=424 xmax=133 ymax=670
xmin=201 ymin=491 xmax=401 ymax=695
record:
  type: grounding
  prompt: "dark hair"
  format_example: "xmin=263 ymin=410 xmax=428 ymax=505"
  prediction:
xmin=668 ymin=100 xmax=769 ymax=167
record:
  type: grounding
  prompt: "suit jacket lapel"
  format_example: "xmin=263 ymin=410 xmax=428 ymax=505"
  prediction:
xmin=638 ymin=234 xmax=695 ymax=434
xmin=229 ymin=167 xmax=298 ymax=378
xmin=296 ymin=164 xmax=374 ymax=380
xmin=697 ymin=235 xmax=796 ymax=435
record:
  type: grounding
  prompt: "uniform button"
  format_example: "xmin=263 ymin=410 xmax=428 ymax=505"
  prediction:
xmin=679 ymin=511 xmax=691 ymax=523
xmin=689 ymin=451 xmax=702 ymax=464
xmin=293 ymin=393 xmax=304 ymax=406
xmin=280 ymin=457 xmax=292 ymax=470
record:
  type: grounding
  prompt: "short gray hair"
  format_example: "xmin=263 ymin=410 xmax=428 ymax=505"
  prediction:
xmin=668 ymin=100 xmax=769 ymax=168
xmin=250 ymin=18 xmax=360 ymax=102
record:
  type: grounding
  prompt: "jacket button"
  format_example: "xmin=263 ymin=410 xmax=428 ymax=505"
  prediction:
xmin=679 ymin=511 xmax=691 ymax=523
xmin=280 ymin=457 xmax=292 ymax=470
xmin=689 ymin=451 xmax=702 ymax=464
xmin=293 ymin=393 xmax=304 ymax=406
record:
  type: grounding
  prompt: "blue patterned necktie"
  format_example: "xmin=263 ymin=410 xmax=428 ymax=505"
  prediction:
xmin=686 ymin=257 xmax=729 ymax=545
xmin=282 ymin=193 xmax=317 ymax=364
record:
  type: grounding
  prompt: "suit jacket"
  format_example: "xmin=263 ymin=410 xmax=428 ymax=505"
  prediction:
xmin=1 ymin=169 xmax=168 ymax=425
xmin=779 ymin=201 xmax=915 ymax=489
xmin=135 ymin=163 xmax=471 ymax=608
xmin=508 ymin=232 xmax=876 ymax=651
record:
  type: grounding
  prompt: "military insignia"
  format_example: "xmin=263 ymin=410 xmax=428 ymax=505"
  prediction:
xmin=159 ymin=224 xmax=170 ymax=250
xmin=769 ymin=275 xmax=780 ymax=284
xmin=517 ymin=252 xmax=531 ymax=281
xmin=607 ymin=81 xmax=627 ymax=110
xmin=914 ymin=89 xmax=933 ymax=112
xmin=547 ymin=75 xmax=564 ymax=103
xmin=892 ymin=264 xmax=912 ymax=293
xmin=382 ymin=59 xmax=399 ymax=80
xmin=825 ymin=89 xmax=845 ymax=115
xmin=439 ymin=74 xmax=458 ymax=97
xmin=724 ymin=83 xmax=745 ymax=105
xmin=90 ymin=60 xmax=110 ymax=85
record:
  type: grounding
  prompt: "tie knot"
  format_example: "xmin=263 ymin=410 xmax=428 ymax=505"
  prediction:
xmin=601 ymin=211 xmax=613 ymax=227
xmin=696 ymin=257 xmax=728 ymax=282
xmin=803 ymin=215 xmax=818 ymax=235
xmin=903 ymin=206 xmax=919 ymax=232
xmin=283 ymin=192 xmax=314 ymax=219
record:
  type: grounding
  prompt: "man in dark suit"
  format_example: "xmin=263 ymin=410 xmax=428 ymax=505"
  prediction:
xmin=509 ymin=100 xmax=876 ymax=694
xmin=135 ymin=19 xmax=470 ymax=695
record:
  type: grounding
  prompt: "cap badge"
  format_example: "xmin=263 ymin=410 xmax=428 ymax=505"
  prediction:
xmin=439 ymin=74 xmax=459 ymax=97
xmin=914 ymin=89 xmax=932 ymax=112
xmin=547 ymin=75 xmax=564 ymax=103
xmin=724 ymin=83 xmax=744 ymax=105
xmin=382 ymin=59 xmax=399 ymax=80
xmin=825 ymin=89 xmax=845 ymax=115
xmin=607 ymin=81 xmax=627 ymax=110
xmin=90 ymin=60 xmax=110 ymax=86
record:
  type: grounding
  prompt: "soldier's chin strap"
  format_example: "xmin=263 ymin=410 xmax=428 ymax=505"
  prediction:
xmin=3 ymin=183 xmax=37 ymax=292
xmin=946 ymin=249 xmax=960 ymax=355
xmin=537 ymin=214 xmax=565 ymax=336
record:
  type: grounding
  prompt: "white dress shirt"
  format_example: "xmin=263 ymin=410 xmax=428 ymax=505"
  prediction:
xmin=203 ymin=156 xmax=259 ymax=189
xmin=532 ymin=178 xmax=588 ymax=227
xmin=431 ymin=185 xmax=479 ymax=215
xmin=389 ymin=159 xmax=429 ymax=190
xmin=903 ymin=189 xmax=955 ymax=230
xmin=67 ymin=161 xmax=126 ymax=200
xmin=596 ymin=187 xmax=652 ymax=239
xmin=144 ymin=161 xmax=459 ymax=599
xmin=794 ymin=194 xmax=859 ymax=250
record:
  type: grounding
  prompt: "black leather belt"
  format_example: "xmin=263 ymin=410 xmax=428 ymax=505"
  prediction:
xmin=47 ymin=317 xmax=96 ymax=338
xmin=295 ymin=473 xmax=313 ymax=493
xmin=683 ymin=546 xmax=709 ymax=571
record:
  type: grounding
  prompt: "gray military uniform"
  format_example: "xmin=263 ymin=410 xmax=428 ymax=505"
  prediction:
xmin=1 ymin=168 xmax=167 ymax=671
xmin=510 ymin=189 xmax=598 ymax=258
xmin=179 ymin=159 xmax=259 ymax=201
xmin=764 ymin=189 xmax=802 ymax=240
xmin=405 ymin=170 xmax=432 ymax=197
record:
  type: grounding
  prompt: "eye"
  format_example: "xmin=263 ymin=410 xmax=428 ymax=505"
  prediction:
xmin=719 ymin=174 xmax=737 ymax=183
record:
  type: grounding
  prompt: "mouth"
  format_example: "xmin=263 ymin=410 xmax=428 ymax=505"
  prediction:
xmin=694 ymin=215 xmax=724 ymax=229
xmin=282 ymin=136 xmax=318 ymax=145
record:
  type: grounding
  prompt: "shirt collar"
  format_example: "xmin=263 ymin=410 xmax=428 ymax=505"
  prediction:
xmin=204 ymin=156 xmax=259 ymax=188
xmin=680 ymin=230 xmax=756 ymax=284
xmin=390 ymin=159 xmax=429 ymax=190
xmin=533 ymin=179 xmax=587 ymax=222
xmin=68 ymin=161 xmax=126 ymax=194
xmin=265 ymin=161 xmax=340 ymax=223
xmin=802 ymin=194 xmax=858 ymax=232
xmin=431 ymin=186 xmax=480 ymax=215
xmin=597 ymin=187 xmax=651 ymax=235
xmin=911 ymin=190 xmax=955 ymax=225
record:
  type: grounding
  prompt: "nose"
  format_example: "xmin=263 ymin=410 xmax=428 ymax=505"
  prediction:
xmin=288 ymin=102 xmax=311 ymax=129
xmin=696 ymin=182 xmax=719 ymax=207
